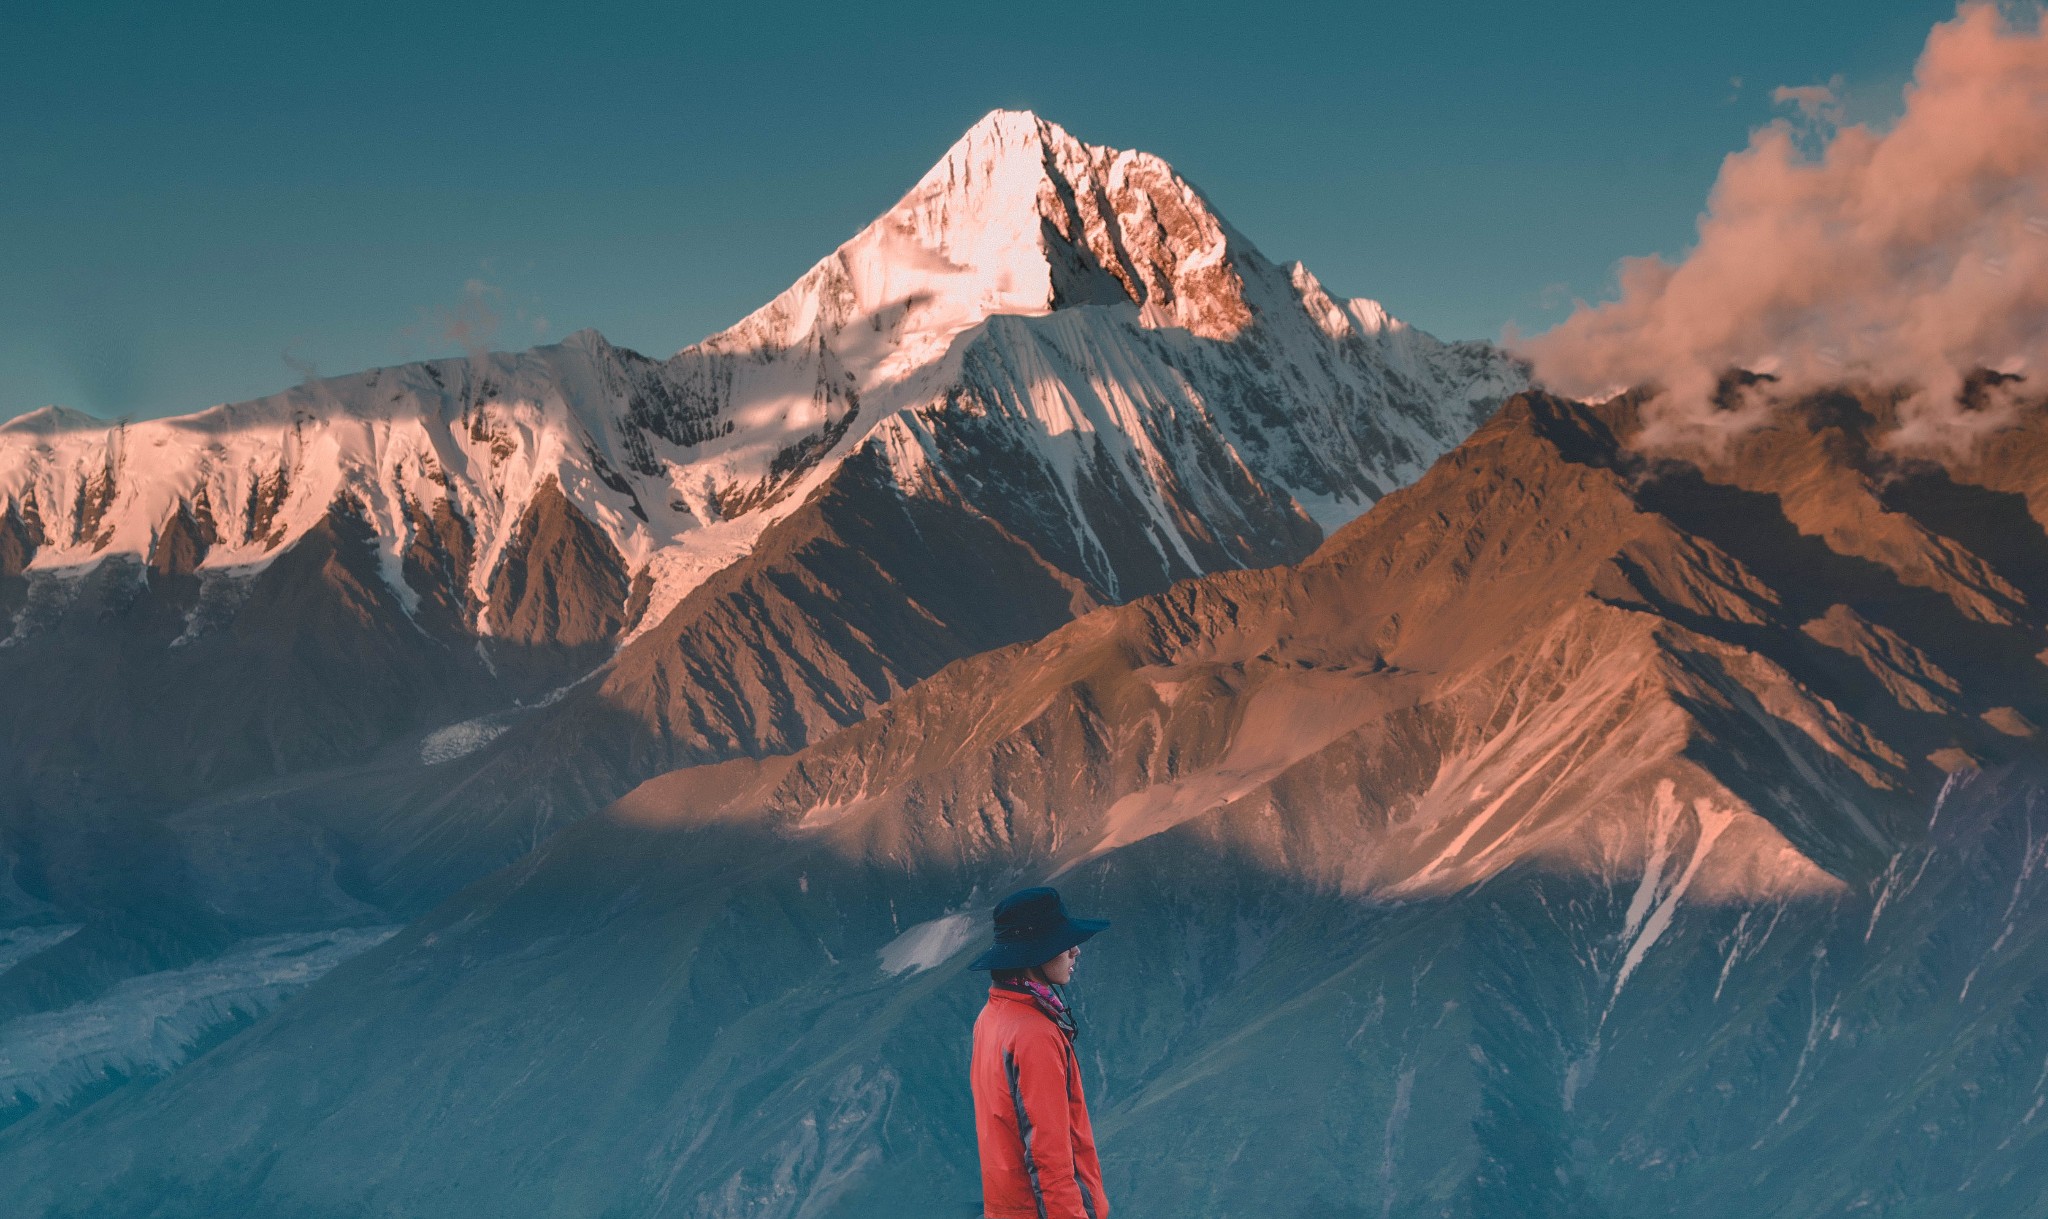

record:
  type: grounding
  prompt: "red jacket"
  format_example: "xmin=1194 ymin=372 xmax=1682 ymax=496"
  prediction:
xmin=971 ymin=986 xmax=1109 ymax=1219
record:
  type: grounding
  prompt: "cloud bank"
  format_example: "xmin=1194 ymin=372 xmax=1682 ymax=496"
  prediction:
xmin=1520 ymin=3 xmax=2048 ymax=447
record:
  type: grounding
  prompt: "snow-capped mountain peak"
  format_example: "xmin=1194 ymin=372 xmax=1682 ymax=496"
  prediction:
xmin=889 ymin=106 xmax=1252 ymax=336
xmin=2 ymin=110 xmax=1524 ymax=656
xmin=699 ymin=108 xmax=1257 ymax=380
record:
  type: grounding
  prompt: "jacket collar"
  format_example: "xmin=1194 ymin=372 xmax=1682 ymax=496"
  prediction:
xmin=987 ymin=982 xmax=1079 ymax=1042
xmin=987 ymin=985 xmax=1039 ymax=1008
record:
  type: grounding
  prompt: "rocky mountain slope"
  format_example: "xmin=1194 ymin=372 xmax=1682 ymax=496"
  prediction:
xmin=12 ymin=386 xmax=2048 ymax=1216
xmin=0 ymin=111 xmax=1522 ymax=1123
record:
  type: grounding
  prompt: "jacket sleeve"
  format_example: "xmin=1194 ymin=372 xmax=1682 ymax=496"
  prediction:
xmin=1001 ymin=1026 xmax=1095 ymax=1219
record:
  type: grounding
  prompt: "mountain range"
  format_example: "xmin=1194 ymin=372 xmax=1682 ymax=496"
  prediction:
xmin=11 ymin=377 xmax=2048 ymax=1216
xmin=0 ymin=111 xmax=1521 ymax=1147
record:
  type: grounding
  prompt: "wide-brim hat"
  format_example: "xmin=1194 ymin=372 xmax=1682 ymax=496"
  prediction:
xmin=969 ymin=886 xmax=1109 ymax=971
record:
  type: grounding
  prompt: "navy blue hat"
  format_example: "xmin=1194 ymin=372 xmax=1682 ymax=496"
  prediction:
xmin=969 ymin=886 xmax=1109 ymax=971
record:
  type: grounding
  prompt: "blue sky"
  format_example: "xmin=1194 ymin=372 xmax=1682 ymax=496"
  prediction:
xmin=1 ymin=0 xmax=1958 ymax=420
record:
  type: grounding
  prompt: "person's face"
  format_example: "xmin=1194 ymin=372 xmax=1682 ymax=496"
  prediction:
xmin=1039 ymin=945 xmax=1079 ymax=985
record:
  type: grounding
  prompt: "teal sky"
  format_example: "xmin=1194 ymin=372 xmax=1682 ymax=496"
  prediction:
xmin=2 ymin=0 xmax=1958 ymax=420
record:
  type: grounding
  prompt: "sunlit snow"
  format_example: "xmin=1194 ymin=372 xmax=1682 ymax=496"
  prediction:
xmin=2 ymin=110 xmax=1521 ymax=665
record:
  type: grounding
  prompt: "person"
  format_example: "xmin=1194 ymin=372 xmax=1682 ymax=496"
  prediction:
xmin=968 ymin=886 xmax=1111 ymax=1219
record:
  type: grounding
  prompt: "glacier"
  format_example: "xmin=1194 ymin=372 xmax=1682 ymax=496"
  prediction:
xmin=0 ymin=927 xmax=398 ymax=1113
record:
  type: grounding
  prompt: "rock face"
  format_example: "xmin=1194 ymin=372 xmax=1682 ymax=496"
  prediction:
xmin=483 ymin=476 xmax=634 ymax=655
xmin=12 ymin=388 xmax=2048 ymax=1216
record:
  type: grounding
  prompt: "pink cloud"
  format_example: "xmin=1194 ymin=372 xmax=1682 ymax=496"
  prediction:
xmin=1519 ymin=3 xmax=2048 ymax=450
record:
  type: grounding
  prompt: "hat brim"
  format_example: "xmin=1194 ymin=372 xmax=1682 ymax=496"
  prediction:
xmin=968 ymin=917 xmax=1108 ymax=972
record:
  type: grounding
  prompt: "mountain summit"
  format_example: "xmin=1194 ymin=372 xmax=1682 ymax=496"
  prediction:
xmin=712 ymin=109 xmax=1264 ymax=372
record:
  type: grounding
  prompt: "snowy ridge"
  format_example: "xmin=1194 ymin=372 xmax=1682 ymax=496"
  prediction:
xmin=1 ymin=110 xmax=1523 ymax=644
xmin=0 ymin=334 xmax=779 ymax=625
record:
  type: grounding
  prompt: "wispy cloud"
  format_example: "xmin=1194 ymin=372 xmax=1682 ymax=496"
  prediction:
xmin=441 ymin=278 xmax=502 ymax=358
xmin=1518 ymin=3 xmax=2048 ymax=452
xmin=281 ymin=343 xmax=319 ymax=384
xmin=404 ymin=267 xmax=551 ymax=362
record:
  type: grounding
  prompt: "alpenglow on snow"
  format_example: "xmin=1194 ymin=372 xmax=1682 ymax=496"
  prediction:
xmin=1 ymin=110 xmax=1524 ymax=646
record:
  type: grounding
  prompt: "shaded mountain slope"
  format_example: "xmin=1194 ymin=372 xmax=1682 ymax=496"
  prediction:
xmin=0 ymin=423 xmax=644 ymax=825
xmin=0 ymin=484 xmax=633 ymax=934
xmin=25 ymin=766 xmax=2048 ymax=1218
xmin=326 ymin=443 xmax=1109 ymax=910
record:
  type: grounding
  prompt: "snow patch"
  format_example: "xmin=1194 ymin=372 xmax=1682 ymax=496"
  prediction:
xmin=420 ymin=717 xmax=512 ymax=765
xmin=618 ymin=514 xmax=775 ymax=647
xmin=1610 ymin=783 xmax=1736 ymax=1005
xmin=417 ymin=669 xmax=599 ymax=764
xmin=877 ymin=912 xmax=979 ymax=976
